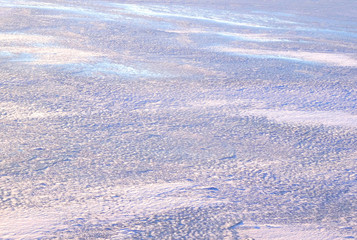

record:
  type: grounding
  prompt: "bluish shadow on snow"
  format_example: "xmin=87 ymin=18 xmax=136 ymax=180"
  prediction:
xmin=296 ymin=27 xmax=357 ymax=39
xmin=59 ymin=61 xmax=163 ymax=78
xmin=0 ymin=51 xmax=14 ymax=57
xmin=222 ymin=52 xmax=316 ymax=65
xmin=31 ymin=42 xmax=57 ymax=48
xmin=119 ymin=17 xmax=173 ymax=31
xmin=252 ymin=10 xmax=296 ymax=18
xmin=7 ymin=53 xmax=35 ymax=63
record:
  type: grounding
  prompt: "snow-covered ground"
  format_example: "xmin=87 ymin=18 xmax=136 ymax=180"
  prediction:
xmin=0 ymin=0 xmax=356 ymax=239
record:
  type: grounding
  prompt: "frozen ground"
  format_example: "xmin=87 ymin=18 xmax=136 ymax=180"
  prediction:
xmin=0 ymin=0 xmax=356 ymax=239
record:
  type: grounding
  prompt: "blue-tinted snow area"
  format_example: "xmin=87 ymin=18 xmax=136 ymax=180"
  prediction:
xmin=60 ymin=62 xmax=162 ymax=78
xmin=0 ymin=51 xmax=14 ymax=57
xmin=0 ymin=0 xmax=356 ymax=239
xmin=0 ymin=51 xmax=35 ymax=62
xmin=9 ymin=53 xmax=35 ymax=62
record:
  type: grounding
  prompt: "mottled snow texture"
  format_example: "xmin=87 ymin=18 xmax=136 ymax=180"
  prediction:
xmin=0 ymin=0 xmax=356 ymax=239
